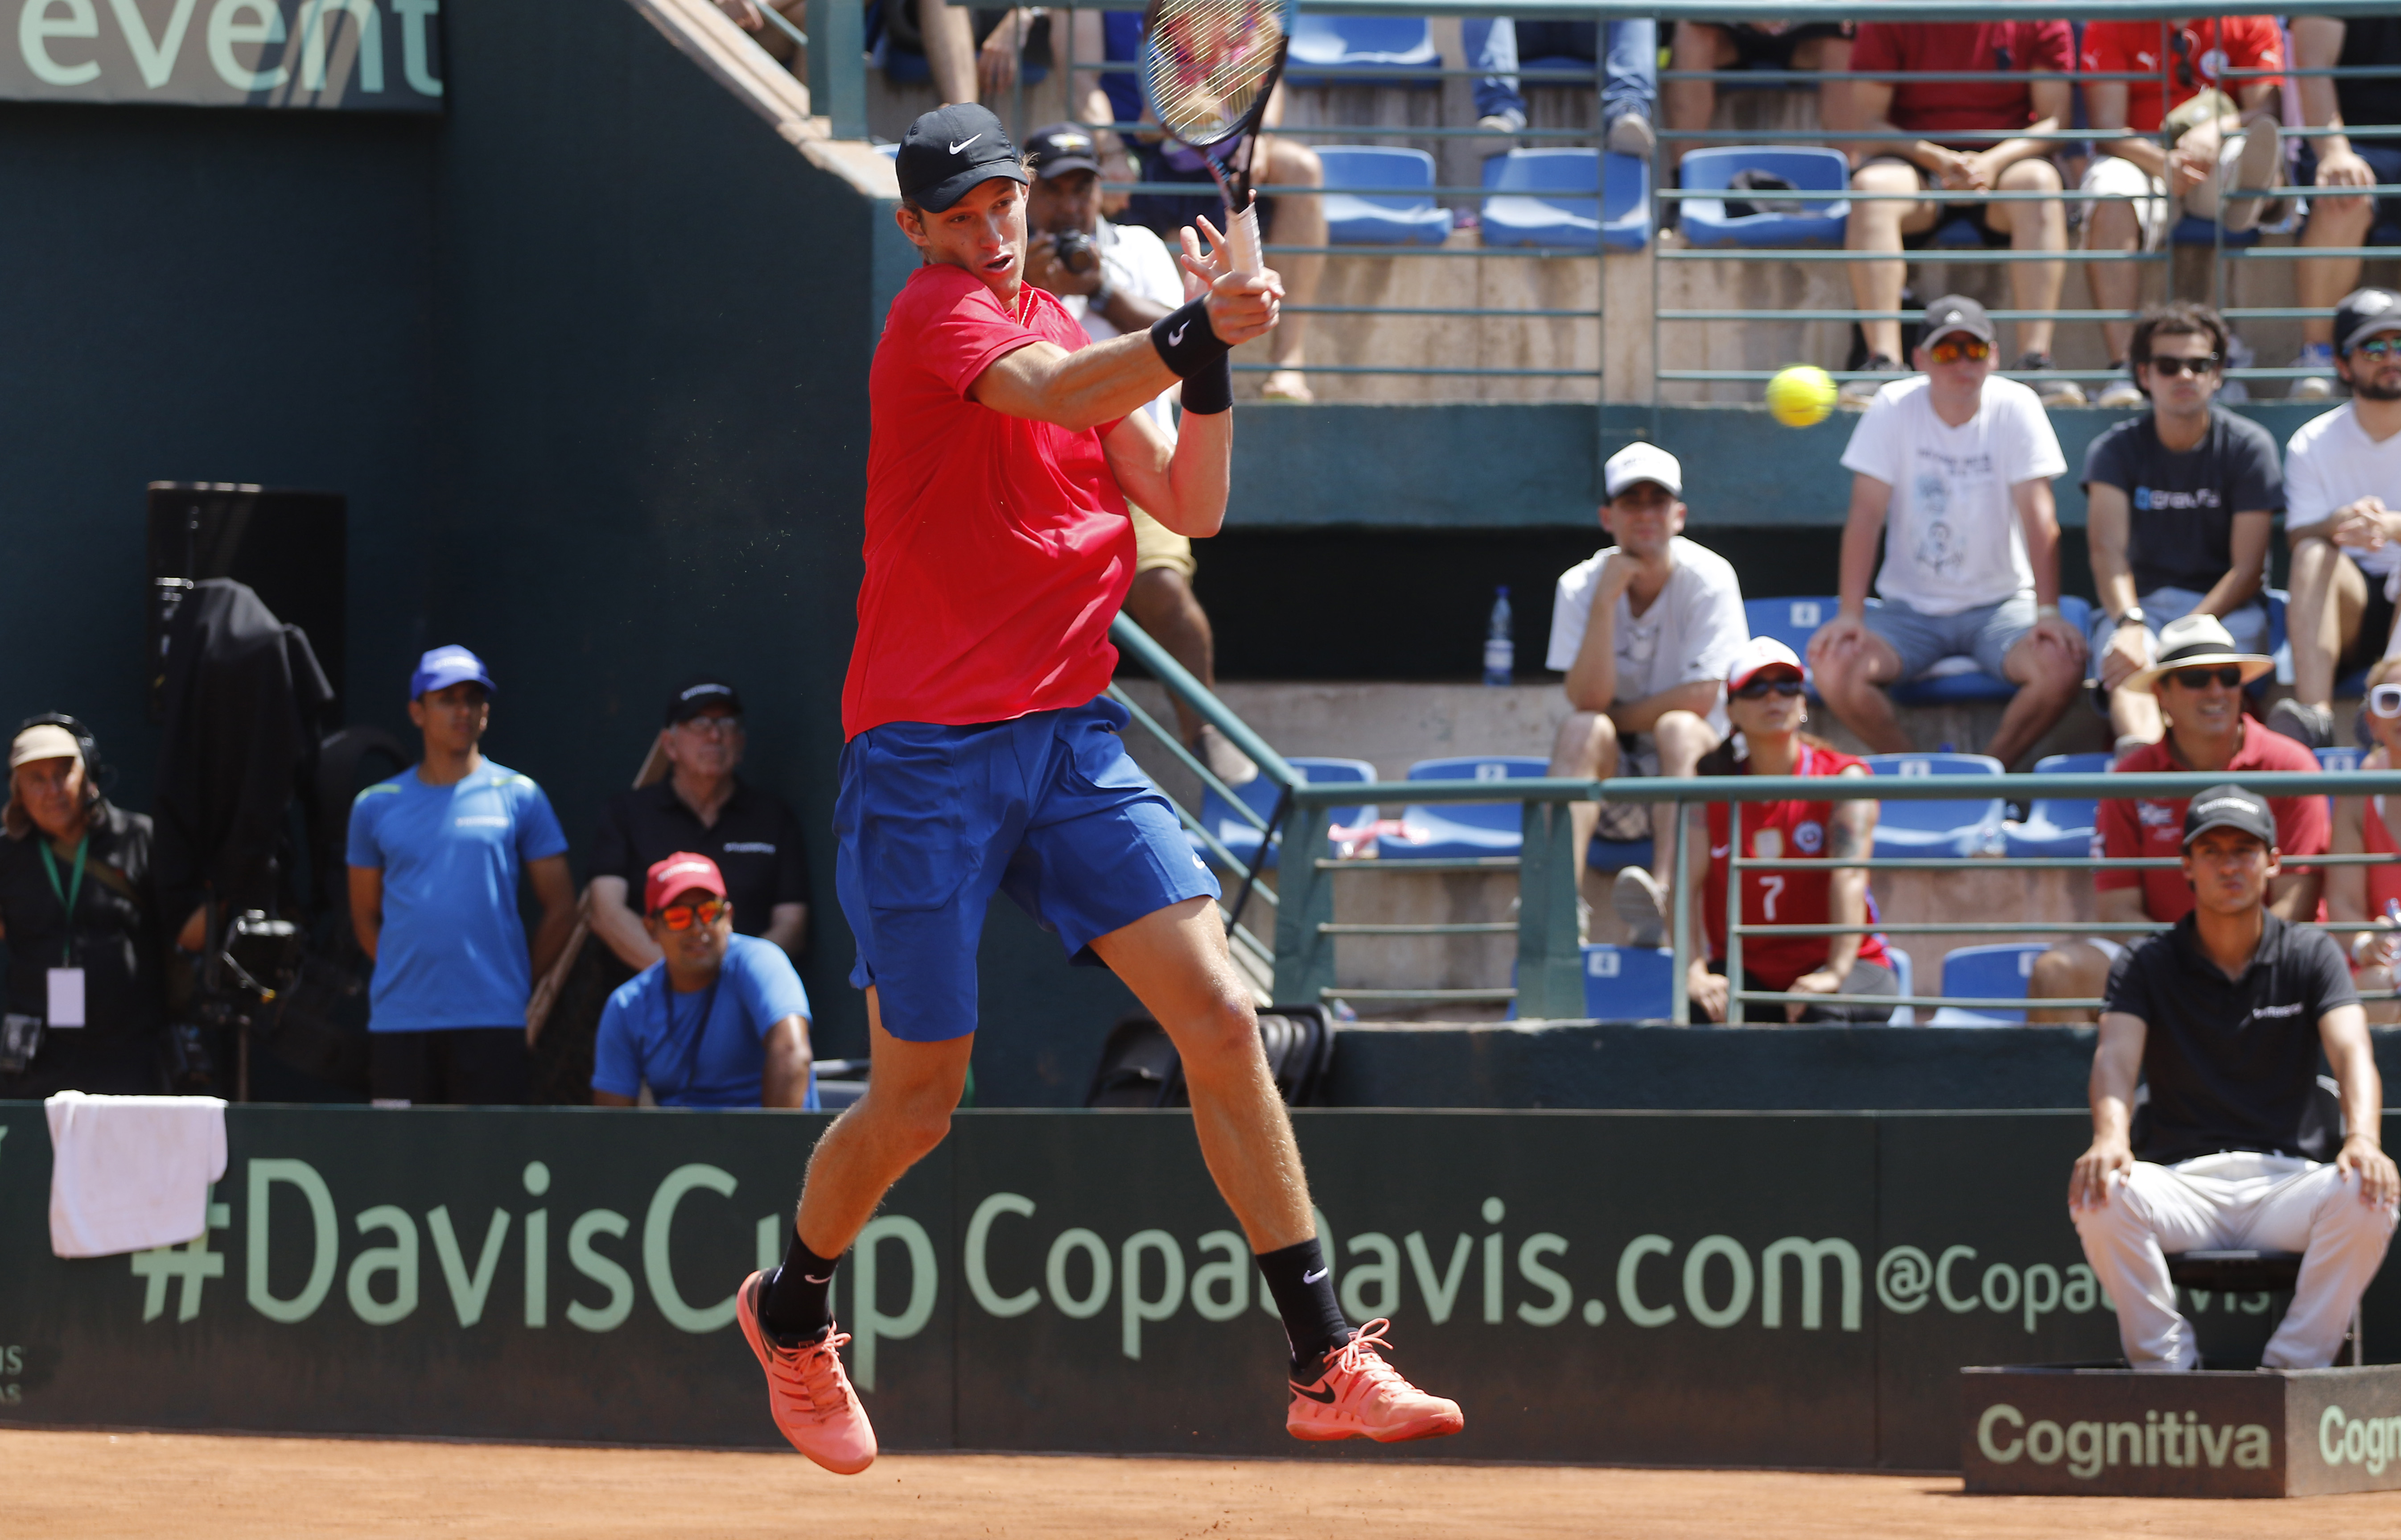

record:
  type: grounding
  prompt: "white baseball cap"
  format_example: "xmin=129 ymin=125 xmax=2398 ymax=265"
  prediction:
xmin=1726 ymin=636 xmax=1804 ymax=692
xmin=1603 ymin=442 xmax=1683 ymax=501
xmin=8 ymin=723 xmax=81 ymax=770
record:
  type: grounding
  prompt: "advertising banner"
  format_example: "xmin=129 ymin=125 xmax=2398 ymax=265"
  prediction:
xmin=0 ymin=0 xmax=442 ymax=110
xmin=1 ymin=1104 xmax=2392 ymax=1470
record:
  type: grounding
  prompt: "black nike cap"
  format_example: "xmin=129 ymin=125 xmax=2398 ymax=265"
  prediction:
xmin=2182 ymin=783 xmax=2276 ymax=850
xmin=896 ymin=104 xmax=1028 ymax=213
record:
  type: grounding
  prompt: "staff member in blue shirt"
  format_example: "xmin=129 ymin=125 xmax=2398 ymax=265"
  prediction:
xmin=346 ymin=646 xmax=576 ymax=1105
xmin=592 ymin=852 xmax=815 ymax=1108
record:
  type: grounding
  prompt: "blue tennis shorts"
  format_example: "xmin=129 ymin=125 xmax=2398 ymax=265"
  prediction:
xmin=835 ymin=694 xmax=1220 ymax=1042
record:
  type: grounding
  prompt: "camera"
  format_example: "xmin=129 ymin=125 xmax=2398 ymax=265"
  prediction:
xmin=1052 ymin=226 xmax=1097 ymax=275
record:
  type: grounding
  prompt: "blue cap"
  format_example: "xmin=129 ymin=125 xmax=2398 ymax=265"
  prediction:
xmin=410 ymin=645 xmax=495 ymax=700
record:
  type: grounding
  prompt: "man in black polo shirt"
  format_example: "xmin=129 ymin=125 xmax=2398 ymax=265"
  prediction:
xmin=588 ymin=677 xmax=811 ymax=971
xmin=2070 ymin=783 xmax=2398 ymax=1371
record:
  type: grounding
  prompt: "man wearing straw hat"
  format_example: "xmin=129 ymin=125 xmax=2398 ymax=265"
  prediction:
xmin=2027 ymin=614 xmax=2326 ymax=1021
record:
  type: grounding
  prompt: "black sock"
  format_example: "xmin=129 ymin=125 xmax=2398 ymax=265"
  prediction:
xmin=758 ymin=1229 xmax=840 ymax=1344
xmin=1256 ymin=1237 xmax=1352 ymax=1377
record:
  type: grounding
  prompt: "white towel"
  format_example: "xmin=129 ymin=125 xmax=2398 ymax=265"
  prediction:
xmin=46 ymin=1091 xmax=229 ymax=1259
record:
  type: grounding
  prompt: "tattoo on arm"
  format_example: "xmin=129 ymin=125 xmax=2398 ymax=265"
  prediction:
xmin=1828 ymin=805 xmax=1871 ymax=862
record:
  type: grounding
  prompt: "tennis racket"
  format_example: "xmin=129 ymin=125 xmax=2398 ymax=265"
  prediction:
xmin=1137 ymin=0 xmax=1294 ymax=276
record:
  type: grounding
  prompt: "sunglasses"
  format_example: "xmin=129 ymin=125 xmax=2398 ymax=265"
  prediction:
xmin=2354 ymin=336 xmax=2401 ymax=361
xmin=2142 ymin=354 xmax=2221 ymax=378
xmin=1927 ymin=337 xmax=1993 ymax=365
xmin=2372 ymin=683 xmax=2401 ymax=719
xmin=1732 ymin=675 xmax=1806 ymax=700
xmin=2164 ymin=665 xmax=2243 ymax=690
xmin=655 ymin=898 xmax=728 ymax=931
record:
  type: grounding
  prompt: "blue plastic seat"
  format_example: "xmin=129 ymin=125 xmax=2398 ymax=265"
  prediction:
xmin=1197 ymin=757 xmax=1376 ymax=872
xmin=1285 ymin=15 xmax=1439 ymax=85
xmin=1581 ymin=943 xmax=1675 ymax=1021
xmin=1677 ymin=146 xmax=1849 ymax=249
xmin=1315 ymin=146 xmax=1454 ymax=247
xmin=2002 ymin=751 xmax=2112 ymax=858
xmin=2318 ymin=746 xmax=2366 ymax=774
xmin=1861 ymin=752 xmax=2006 ymax=858
xmin=1888 ymin=947 xmax=1915 ymax=1026
xmin=1480 ymin=149 xmax=1650 ymax=252
xmin=1885 ymin=597 xmax=2091 ymax=706
xmin=1927 ymin=941 xmax=2047 ymax=1027
xmin=1377 ymin=755 xmax=1550 ymax=859
xmin=1743 ymin=596 xmax=1833 ymax=658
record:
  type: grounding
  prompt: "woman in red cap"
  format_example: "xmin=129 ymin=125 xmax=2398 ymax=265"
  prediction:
xmin=1687 ymin=638 xmax=1899 ymax=1024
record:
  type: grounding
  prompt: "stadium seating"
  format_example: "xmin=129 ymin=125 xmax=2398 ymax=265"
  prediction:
xmin=1860 ymin=752 xmax=2007 ymax=857
xmin=1316 ymin=147 xmax=1454 ymax=247
xmin=2319 ymin=746 xmax=2367 ymax=774
xmin=1675 ymin=147 xmax=1849 ymax=249
xmin=2001 ymin=751 xmax=2112 ymax=858
xmin=1581 ymin=943 xmax=1675 ymax=1021
xmin=1378 ymin=755 xmax=1549 ymax=859
xmin=1885 ymin=597 xmax=2091 ymax=706
xmin=1480 ymin=149 xmax=1650 ymax=252
xmin=1888 ymin=947 xmax=1915 ymax=1026
xmin=1285 ymin=15 xmax=1439 ymax=84
xmin=1199 ymin=756 xmax=1376 ymax=870
xmin=1743 ymin=596 xmax=1833 ymax=692
xmin=1927 ymin=941 xmax=2047 ymax=1027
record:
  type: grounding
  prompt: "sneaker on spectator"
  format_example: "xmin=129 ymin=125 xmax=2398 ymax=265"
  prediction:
xmin=2292 ymin=342 xmax=2339 ymax=400
xmin=1476 ymin=111 xmax=1526 ymax=136
xmin=1839 ymin=357 xmax=1898 ymax=408
xmin=2096 ymin=372 xmax=2144 ymax=409
xmin=2220 ymin=123 xmax=2285 ymax=235
xmin=1611 ymin=866 xmax=1668 ymax=948
xmin=1605 ymin=113 xmax=1654 ymax=160
xmin=2265 ymin=698 xmax=2334 ymax=751
xmin=2017 ymin=353 xmax=2087 ymax=407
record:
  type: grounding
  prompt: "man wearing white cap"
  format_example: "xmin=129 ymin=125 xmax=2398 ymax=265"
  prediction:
xmin=1546 ymin=442 xmax=1748 ymax=943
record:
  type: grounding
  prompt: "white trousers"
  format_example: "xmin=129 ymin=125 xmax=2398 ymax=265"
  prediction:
xmin=2072 ymin=1152 xmax=2397 ymax=1371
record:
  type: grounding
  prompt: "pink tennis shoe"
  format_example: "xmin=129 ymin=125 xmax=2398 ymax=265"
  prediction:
xmin=736 ymin=1270 xmax=878 ymax=1474
xmin=1285 ymin=1319 xmax=1465 ymax=1443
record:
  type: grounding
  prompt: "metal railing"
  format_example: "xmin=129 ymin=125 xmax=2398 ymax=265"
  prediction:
xmin=1112 ymin=617 xmax=2401 ymax=1024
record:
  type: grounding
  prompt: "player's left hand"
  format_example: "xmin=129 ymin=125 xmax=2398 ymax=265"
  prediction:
xmin=1180 ymin=217 xmax=1282 ymax=347
xmin=2337 ymin=1132 xmax=2401 ymax=1210
xmin=1784 ymin=967 xmax=1842 ymax=1023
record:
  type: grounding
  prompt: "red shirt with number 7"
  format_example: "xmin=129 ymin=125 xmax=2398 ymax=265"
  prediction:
xmin=1701 ymin=742 xmax=1894 ymax=991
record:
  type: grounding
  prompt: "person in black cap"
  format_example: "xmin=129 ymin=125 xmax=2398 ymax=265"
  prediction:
xmin=587 ymin=675 xmax=811 ymax=972
xmin=735 ymin=105 xmax=1458 ymax=1472
xmin=2275 ymin=286 xmax=2401 ymax=749
xmin=2071 ymin=782 xmax=2397 ymax=1371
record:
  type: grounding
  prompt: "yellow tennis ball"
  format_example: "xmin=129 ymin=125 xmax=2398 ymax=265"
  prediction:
xmin=1766 ymin=365 xmax=1837 ymax=428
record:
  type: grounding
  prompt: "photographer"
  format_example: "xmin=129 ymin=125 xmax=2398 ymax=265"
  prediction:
xmin=0 ymin=718 xmax=181 ymax=1095
xmin=1020 ymin=122 xmax=1256 ymax=787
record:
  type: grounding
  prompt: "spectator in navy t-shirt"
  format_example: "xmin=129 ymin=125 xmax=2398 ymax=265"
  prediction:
xmin=593 ymin=852 xmax=815 ymax=1109
xmin=346 ymin=646 xmax=577 ymax=1106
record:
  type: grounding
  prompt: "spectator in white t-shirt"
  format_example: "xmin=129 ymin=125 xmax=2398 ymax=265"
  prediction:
xmin=2270 ymin=288 xmax=2401 ymax=750
xmin=1020 ymin=122 xmax=1255 ymax=786
xmin=1808 ymin=295 xmax=2086 ymax=768
xmin=1547 ymin=443 xmax=1748 ymax=945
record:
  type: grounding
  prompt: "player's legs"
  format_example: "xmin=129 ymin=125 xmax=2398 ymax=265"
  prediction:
xmin=1645 ymin=708 xmax=1719 ymax=889
xmin=1548 ymin=708 xmax=1622 ymax=881
xmin=792 ymin=992 xmax=974 ymax=1266
xmin=2071 ymin=1161 xmax=2224 ymax=1371
xmin=1810 ymin=609 xmax=1918 ymax=754
xmin=1663 ymin=23 xmax=1735 ymax=169
xmin=1845 ymin=158 xmax=1939 ymax=366
xmin=2249 ymin=1161 xmax=2398 ymax=1369
xmin=2288 ymin=538 xmax=2369 ymax=712
xmin=1979 ymin=157 xmax=2065 ymax=362
xmin=1990 ymin=604 xmax=2082 ymax=770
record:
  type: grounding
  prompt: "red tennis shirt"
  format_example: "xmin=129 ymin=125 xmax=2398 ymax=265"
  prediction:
xmin=1850 ymin=21 xmax=2074 ymax=147
xmin=2096 ymin=723 xmax=2330 ymax=922
xmin=844 ymin=263 xmax=1133 ymax=739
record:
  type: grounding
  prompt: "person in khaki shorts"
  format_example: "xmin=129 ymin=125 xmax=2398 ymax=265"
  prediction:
xmin=1021 ymin=121 xmax=1256 ymax=785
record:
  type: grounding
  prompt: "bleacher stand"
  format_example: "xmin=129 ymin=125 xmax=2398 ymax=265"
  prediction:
xmin=1376 ymin=755 xmax=1549 ymax=860
xmin=1664 ymin=19 xmax=1854 ymax=170
xmin=1480 ymin=148 xmax=1650 ymax=251
xmin=1928 ymin=941 xmax=2046 ymax=1026
xmin=2002 ymin=751 xmax=2113 ymax=859
xmin=1860 ymin=752 xmax=2006 ymax=858
xmin=1202 ymin=757 xmax=1376 ymax=871
xmin=1675 ymin=146 xmax=1849 ymax=249
xmin=1318 ymin=147 xmax=1454 ymax=245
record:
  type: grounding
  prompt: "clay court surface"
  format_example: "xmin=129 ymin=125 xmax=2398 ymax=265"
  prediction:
xmin=12 ymin=1431 xmax=2401 ymax=1538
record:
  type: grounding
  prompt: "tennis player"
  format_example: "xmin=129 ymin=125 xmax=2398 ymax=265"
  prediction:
xmin=733 ymin=104 xmax=1462 ymax=1474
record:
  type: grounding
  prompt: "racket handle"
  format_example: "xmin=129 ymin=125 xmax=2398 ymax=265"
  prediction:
xmin=1227 ymin=194 xmax=1262 ymax=276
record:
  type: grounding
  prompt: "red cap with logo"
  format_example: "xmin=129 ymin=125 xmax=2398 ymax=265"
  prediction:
xmin=644 ymin=852 xmax=727 ymax=914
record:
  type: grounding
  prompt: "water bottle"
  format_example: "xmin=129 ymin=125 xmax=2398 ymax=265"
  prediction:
xmin=1483 ymin=585 xmax=1514 ymax=686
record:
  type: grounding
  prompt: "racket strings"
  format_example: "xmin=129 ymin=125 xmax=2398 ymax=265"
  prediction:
xmin=1143 ymin=0 xmax=1283 ymax=146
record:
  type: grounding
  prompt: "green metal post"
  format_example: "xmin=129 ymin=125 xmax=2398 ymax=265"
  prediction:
xmin=1516 ymin=799 xmax=1584 ymax=1019
xmin=1272 ymin=804 xmax=1338 ymax=1005
xmin=809 ymin=0 xmax=866 ymax=141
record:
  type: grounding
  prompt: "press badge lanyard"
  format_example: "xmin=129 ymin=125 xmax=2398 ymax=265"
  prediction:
xmin=655 ymin=974 xmax=722 ymax=1101
xmin=38 ymin=836 xmax=88 ymax=1029
xmin=38 ymin=836 xmax=87 ymax=967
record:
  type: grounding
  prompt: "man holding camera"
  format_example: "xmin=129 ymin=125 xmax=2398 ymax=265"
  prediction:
xmin=1021 ymin=122 xmax=1256 ymax=788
